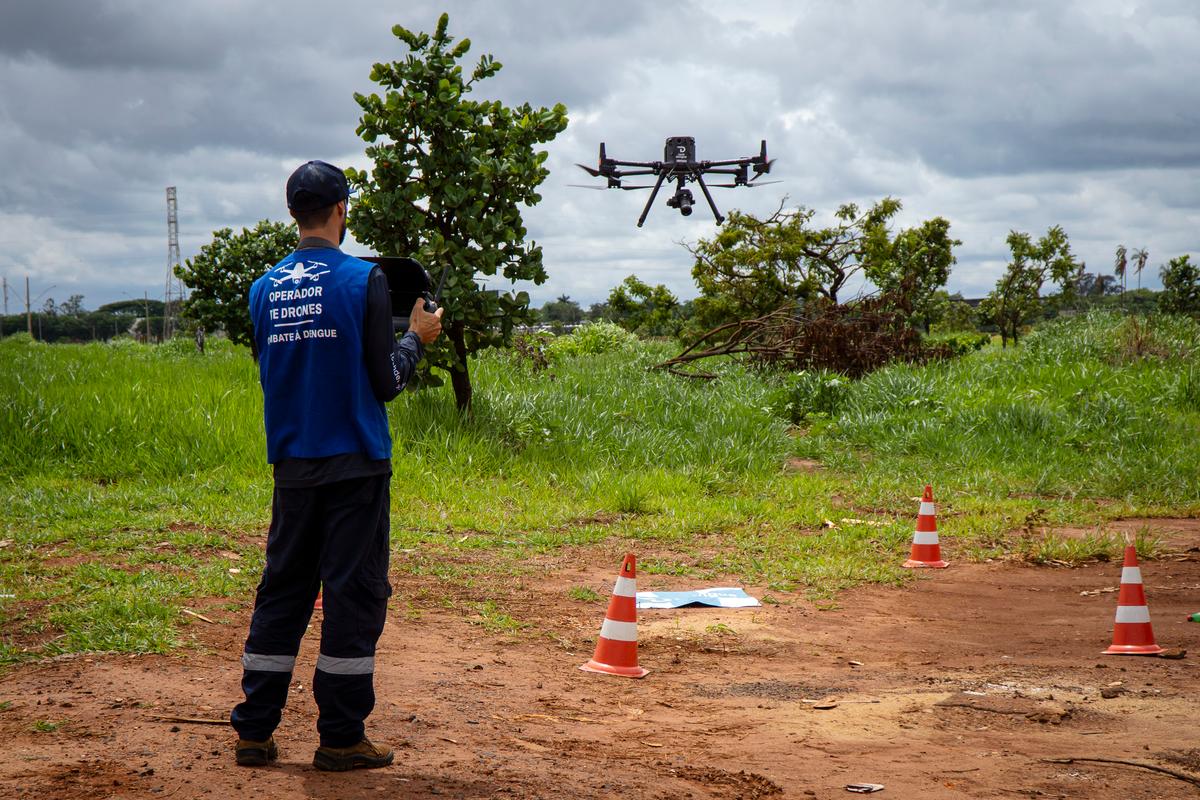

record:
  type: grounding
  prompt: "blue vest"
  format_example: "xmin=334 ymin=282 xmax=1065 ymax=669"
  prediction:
xmin=249 ymin=248 xmax=391 ymax=464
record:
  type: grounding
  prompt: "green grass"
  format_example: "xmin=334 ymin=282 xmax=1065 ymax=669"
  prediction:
xmin=1 ymin=311 xmax=1198 ymax=663
xmin=568 ymin=586 xmax=602 ymax=602
xmin=466 ymin=600 xmax=528 ymax=634
xmin=792 ymin=312 xmax=1200 ymax=506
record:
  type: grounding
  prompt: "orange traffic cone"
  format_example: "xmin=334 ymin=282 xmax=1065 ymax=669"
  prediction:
xmin=314 ymin=589 xmax=323 ymax=612
xmin=1104 ymin=543 xmax=1164 ymax=655
xmin=580 ymin=553 xmax=648 ymax=678
xmin=903 ymin=485 xmax=947 ymax=569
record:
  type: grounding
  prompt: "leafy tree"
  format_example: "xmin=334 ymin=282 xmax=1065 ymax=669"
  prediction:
xmin=175 ymin=220 xmax=298 ymax=349
xmin=540 ymin=294 xmax=583 ymax=325
xmin=1074 ymin=272 xmax=1120 ymax=298
xmin=1159 ymin=255 xmax=1200 ymax=315
xmin=687 ymin=198 xmax=930 ymax=333
xmin=347 ymin=13 xmax=568 ymax=410
xmin=607 ymin=274 xmax=680 ymax=337
xmin=586 ymin=301 xmax=614 ymax=322
xmin=978 ymin=269 xmax=1037 ymax=348
xmin=863 ymin=216 xmax=959 ymax=331
xmin=930 ymin=292 xmax=977 ymax=333
xmin=59 ymin=294 xmax=85 ymax=316
xmin=687 ymin=205 xmax=815 ymax=330
xmin=980 ymin=226 xmax=1078 ymax=347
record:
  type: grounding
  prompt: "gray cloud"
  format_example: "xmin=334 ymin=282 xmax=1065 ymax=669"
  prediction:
xmin=0 ymin=0 xmax=1197 ymax=314
xmin=0 ymin=1 xmax=230 ymax=69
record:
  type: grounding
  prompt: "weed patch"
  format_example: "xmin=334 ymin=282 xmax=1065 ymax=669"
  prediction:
xmin=466 ymin=601 xmax=529 ymax=634
xmin=568 ymin=586 xmax=602 ymax=602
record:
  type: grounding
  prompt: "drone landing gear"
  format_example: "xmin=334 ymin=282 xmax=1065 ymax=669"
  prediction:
xmin=692 ymin=173 xmax=725 ymax=225
xmin=636 ymin=171 xmax=669 ymax=228
xmin=636 ymin=173 xmax=726 ymax=227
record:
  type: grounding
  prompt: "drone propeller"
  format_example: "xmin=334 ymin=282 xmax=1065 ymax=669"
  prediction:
xmin=708 ymin=180 xmax=783 ymax=188
xmin=575 ymin=163 xmax=602 ymax=177
xmin=568 ymin=183 xmax=655 ymax=191
xmin=750 ymin=159 xmax=776 ymax=181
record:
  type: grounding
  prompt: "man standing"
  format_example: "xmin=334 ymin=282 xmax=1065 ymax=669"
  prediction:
xmin=232 ymin=160 xmax=443 ymax=771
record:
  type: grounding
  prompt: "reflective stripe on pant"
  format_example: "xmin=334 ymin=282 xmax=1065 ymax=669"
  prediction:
xmin=231 ymin=474 xmax=391 ymax=747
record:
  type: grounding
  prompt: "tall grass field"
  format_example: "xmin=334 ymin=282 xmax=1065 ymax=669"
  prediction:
xmin=1 ymin=312 xmax=1198 ymax=663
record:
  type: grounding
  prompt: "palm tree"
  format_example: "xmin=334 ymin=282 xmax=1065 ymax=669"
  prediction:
xmin=1114 ymin=244 xmax=1127 ymax=296
xmin=1130 ymin=247 xmax=1149 ymax=291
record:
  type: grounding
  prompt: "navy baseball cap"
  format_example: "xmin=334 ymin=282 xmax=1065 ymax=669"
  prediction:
xmin=286 ymin=160 xmax=351 ymax=212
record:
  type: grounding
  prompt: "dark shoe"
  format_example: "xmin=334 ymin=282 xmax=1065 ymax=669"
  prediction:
xmin=235 ymin=736 xmax=278 ymax=767
xmin=312 ymin=737 xmax=394 ymax=772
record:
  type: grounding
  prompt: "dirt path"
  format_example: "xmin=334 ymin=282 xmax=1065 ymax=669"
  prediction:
xmin=3 ymin=529 xmax=1200 ymax=799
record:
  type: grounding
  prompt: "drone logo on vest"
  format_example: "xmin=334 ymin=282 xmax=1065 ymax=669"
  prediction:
xmin=270 ymin=260 xmax=331 ymax=287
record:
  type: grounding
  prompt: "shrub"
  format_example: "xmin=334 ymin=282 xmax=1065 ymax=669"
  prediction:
xmin=3 ymin=332 xmax=35 ymax=345
xmin=924 ymin=331 xmax=990 ymax=357
xmin=507 ymin=331 xmax=554 ymax=372
xmin=548 ymin=321 xmax=638 ymax=359
xmin=770 ymin=369 xmax=849 ymax=423
xmin=158 ymin=336 xmax=203 ymax=358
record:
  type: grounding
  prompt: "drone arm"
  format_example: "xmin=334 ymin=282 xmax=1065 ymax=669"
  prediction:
xmin=636 ymin=170 xmax=669 ymax=228
xmin=692 ymin=171 xmax=725 ymax=225
xmin=611 ymin=168 xmax=658 ymax=178
xmin=609 ymin=158 xmax=661 ymax=169
xmin=703 ymin=158 xmax=754 ymax=167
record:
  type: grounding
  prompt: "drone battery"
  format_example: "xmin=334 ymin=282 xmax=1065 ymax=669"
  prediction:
xmin=664 ymin=136 xmax=695 ymax=164
xmin=359 ymin=256 xmax=433 ymax=332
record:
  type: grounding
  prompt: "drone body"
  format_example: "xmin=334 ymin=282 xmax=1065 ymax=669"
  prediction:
xmin=574 ymin=137 xmax=778 ymax=227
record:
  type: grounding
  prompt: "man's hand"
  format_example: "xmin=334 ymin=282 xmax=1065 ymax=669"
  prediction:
xmin=409 ymin=298 xmax=444 ymax=345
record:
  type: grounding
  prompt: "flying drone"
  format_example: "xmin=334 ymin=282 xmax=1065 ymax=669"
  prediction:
xmin=573 ymin=136 xmax=779 ymax=227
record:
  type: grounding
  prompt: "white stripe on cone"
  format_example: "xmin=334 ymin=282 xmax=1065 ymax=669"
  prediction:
xmin=1115 ymin=605 xmax=1152 ymax=624
xmin=919 ymin=502 xmax=936 ymax=516
xmin=1120 ymin=567 xmax=1143 ymax=584
xmin=613 ymin=576 xmax=637 ymax=598
xmin=599 ymin=619 xmax=638 ymax=642
xmin=913 ymin=532 xmax=939 ymax=545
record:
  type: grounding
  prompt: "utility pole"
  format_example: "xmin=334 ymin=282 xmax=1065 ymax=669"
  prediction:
xmin=26 ymin=276 xmax=32 ymax=337
xmin=144 ymin=291 xmax=151 ymax=343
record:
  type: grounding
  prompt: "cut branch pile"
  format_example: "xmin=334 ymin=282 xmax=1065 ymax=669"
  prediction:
xmin=657 ymin=296 xmax=948 ymax=378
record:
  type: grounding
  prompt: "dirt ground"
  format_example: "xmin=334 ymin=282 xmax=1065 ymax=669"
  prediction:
xmin=3 ymin=520 xmax=1200 ymax=799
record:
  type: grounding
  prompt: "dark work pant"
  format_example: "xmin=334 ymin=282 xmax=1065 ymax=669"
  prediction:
xmin=231 ymin=474 xmax=392 ymax=747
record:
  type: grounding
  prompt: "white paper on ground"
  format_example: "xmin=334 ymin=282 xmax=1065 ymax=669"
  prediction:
xmin=635 ymin=587 xmax=760 ymax=609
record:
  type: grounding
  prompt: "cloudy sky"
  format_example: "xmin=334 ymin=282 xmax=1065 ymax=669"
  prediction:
xmin=1 ymin=0 xmax=1197 ymax=314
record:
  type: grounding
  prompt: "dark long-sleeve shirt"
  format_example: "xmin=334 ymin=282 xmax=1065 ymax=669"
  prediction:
xmin=363 ymin=264 xmax=425 ymax=401
xmin=272 ymin=237 xmax=424 ymax=487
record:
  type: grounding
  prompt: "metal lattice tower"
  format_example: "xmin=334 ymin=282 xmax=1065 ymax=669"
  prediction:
xmin=164 ymin=186 xmax=184 ymax=339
